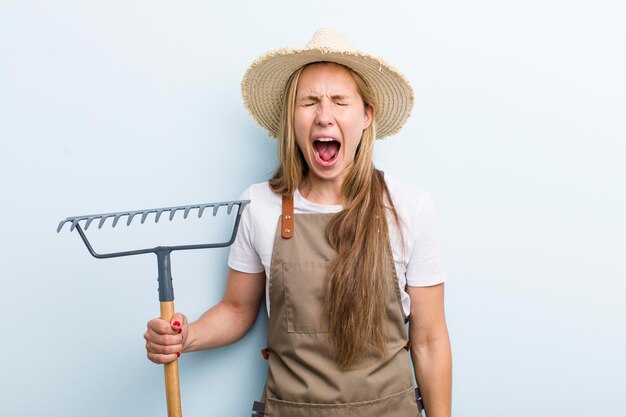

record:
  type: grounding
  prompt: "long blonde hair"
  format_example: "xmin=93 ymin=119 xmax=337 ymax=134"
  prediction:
xmin=269 ymin=63 xmax=399 ymax=370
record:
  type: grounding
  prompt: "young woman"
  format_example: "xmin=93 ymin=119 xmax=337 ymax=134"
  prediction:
xmin=144 ymin=29 xmax=452 ymax=417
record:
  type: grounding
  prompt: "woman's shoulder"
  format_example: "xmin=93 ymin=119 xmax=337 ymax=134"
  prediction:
xmin=383 ymin=175 xmax=442 ymax=239
xmin=384 ymin=175 xmax=436 ymax=211
xmin=239 ymin=181 xmax=282 ymax=216
xmin=239 ymin=181 xmax=277 ymax=200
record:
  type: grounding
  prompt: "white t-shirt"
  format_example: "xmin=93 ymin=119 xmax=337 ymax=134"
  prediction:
xmin=227 ymin=176 xmax=446 ymax=317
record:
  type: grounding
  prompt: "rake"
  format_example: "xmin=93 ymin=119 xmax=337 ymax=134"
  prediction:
xmin=58 ymin=199 xmax=250 ymax=417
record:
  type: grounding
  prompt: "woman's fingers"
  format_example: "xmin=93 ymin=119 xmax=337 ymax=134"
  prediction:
xmin=146 ymin=351 xmax=180 ymax=365
xmin=170 ymin=313 xmax=187 ymax=333
xmin=145 ymin=338 xmax=183 ymax=355
xmin=145 ymin=332 xmax=183 ymax=349
xmin=144 ymin=317 xmax=185 ymax=364
xmin=146 ymin=317 xmax=177 ymax=335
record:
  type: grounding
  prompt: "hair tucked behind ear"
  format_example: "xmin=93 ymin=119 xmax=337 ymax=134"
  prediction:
xmin=269 ymin=63 xmax=401 ymax=370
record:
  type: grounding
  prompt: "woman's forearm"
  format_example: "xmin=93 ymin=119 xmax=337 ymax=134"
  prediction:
xmin=411 ymin=335 xmax=452 ymax=417
xmin=183 ymin=269 xmax=266 ymax=353
xmin=184 ymin=301 xmax=258 ymax=352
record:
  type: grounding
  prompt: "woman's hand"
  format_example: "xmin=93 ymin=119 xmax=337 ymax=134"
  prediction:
xmin=144 ymin=313 xmax=188 ymax=364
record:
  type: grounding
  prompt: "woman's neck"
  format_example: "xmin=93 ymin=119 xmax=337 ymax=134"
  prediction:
xmin=298 ymin=175 xmax=344 ymax=205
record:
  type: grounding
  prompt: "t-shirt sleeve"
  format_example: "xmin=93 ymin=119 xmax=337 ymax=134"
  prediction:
xmin=227 ymin=188 xmax=265 ymax=273
xmin=405 ymin=192 xmax=447 ymax=287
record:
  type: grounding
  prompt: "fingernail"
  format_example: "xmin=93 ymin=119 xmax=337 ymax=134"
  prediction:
xmin=177 ymin=352 xmax=181 ymax=358
xmin=173 ymin=321 xmax=181 ymax=327
xmin=178 ymin=328 xmax=182 ymax=334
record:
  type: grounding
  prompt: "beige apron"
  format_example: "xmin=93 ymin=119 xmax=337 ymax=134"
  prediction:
xmin=260 ymin=195 xmax=419 ymax=417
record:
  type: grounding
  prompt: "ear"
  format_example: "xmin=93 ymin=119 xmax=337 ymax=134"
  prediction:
xmin=363 ymin=105 xmax=373 ymax=130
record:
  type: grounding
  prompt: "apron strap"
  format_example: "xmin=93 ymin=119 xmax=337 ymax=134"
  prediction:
xmin=281 ymin=194 xmax=294 ymax=239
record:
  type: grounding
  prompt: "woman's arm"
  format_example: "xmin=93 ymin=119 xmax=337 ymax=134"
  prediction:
xmin=408 ymin=283 xmax=452 ymax=417
xmin=184 ymin=268 xmax=266 ymax=351
xmin=144 ymin=268 xmax=265 ymax=364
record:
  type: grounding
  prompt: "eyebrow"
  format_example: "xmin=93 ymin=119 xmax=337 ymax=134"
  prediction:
xmin=297 ymin=94 xmax=351 ymax=102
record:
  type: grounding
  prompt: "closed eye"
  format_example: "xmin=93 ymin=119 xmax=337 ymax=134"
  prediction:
xmin=331 ymin=95 xmax=350 ymax=106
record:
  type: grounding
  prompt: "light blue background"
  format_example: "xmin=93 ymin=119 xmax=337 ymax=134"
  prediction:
xmin=1 ymin=1 xmax=624 ymax=416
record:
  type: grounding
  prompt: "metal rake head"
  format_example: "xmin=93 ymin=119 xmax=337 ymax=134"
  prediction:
xmin=57 ymin=201 xmax=248 ymax=233
xmin=57 ymin=199 xmax=250 ymax=260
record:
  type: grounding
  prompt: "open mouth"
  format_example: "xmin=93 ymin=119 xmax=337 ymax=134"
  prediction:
xmin=313 ymin=138 xmax=341 ymax=166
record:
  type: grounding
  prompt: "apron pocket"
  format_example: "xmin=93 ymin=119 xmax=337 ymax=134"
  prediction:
xmin=283 ymin=260 xmax=330 ymax=333
xmin=265 ymin=387 xmax=419 ymax=417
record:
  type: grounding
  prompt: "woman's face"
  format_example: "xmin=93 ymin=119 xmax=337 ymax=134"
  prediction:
xmin=293 ymin=63 xmax=372 ymax=187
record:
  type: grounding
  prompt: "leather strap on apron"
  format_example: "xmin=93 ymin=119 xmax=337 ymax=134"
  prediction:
xmin=256 ymin=195 xmax=420 ymax=417
xmin=280 ymin=194 xmax=294 ymax=239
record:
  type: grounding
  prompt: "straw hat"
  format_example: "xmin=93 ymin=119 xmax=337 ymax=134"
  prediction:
xmin=241 ymin=28 xmax=414 ymax=139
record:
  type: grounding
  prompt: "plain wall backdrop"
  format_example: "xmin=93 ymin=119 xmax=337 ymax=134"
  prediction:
xmin=1 ymin=1 xmax=624 ymax=416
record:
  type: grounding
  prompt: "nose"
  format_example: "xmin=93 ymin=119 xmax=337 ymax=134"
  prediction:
xmin=315 ymin=101 xmax=334 ymax=127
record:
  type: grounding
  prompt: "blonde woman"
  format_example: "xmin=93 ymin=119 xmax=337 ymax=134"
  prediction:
xmin=144 ymin=29 xmax=452 ymax=417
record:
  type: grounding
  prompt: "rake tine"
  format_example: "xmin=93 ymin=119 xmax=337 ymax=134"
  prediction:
xmin=155 ymin=209 xmax=166 ymax=223
xmin=212 ymin=204 xmax=220 ymax=216
xmin=56 ymin=220 xmax=67 ymax=233
xmin=70 ymin=218 xmax=84 ymax=232
xmin=112 ymin=213 xmax=124 ymax=228
xmin=227 ymin=202 xmax=235 ymax=215
xmin=84 ymin=216 xmax=98 ymax=230
xmin=183 ymin=206 xmax=194 ymax=219
xmin=98 ymin=215 xmax=114 ymax=229
xmin=198 ymin=204 xmax=207 ymax=218
xmin=127 ymin=211 xmax=139 ymax=226
xmin=169 ymin=207 xmax=181 ymax=221
xmin=141 ymin=210 xmax=156 ymax=224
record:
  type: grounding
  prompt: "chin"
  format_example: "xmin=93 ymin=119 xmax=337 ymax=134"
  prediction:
xmin=309 ymin=167 xmax=346 ymax=182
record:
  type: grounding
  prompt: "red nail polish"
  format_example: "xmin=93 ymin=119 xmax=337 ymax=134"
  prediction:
xmin=173 ymin=321 xmax=181 ymax=327
xmin=177 ymin=352 xmax=181 ymax=358
xmin=178 ymin=328 xmax=182 ymax=334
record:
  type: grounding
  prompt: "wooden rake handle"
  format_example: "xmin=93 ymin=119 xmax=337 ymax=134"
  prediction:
xmin=160 ymin=301 xmax=182 ymax=417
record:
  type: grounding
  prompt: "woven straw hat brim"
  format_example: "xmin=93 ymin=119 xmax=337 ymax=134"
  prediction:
xmin=242 ymin=46 xmax=414 ymax=139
